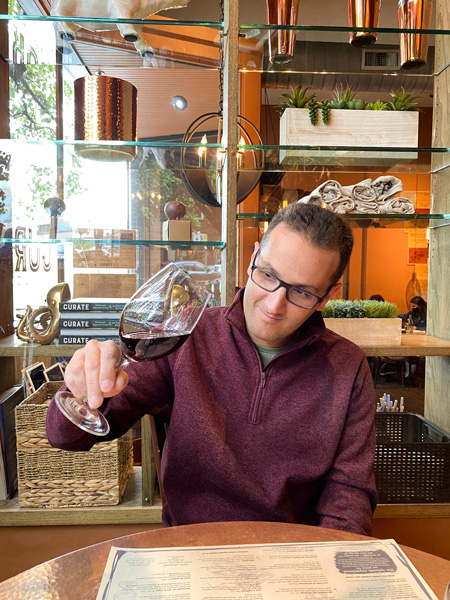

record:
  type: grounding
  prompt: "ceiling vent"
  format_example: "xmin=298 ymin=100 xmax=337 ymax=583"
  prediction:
xmin=362 ymin=49 xmax=400 ymax=71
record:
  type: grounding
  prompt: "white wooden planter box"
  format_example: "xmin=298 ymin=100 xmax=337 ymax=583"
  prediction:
xmin=280 ymin=109 xmax=419 ymax=166
xmin=324 ymin=318 xmax=402 ymax=346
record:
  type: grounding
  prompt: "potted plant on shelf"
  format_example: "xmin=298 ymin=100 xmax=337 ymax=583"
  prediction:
xmin=322 ymin=299 xmax=401 ymax=346
xmin=279 ymin=85 xmax=420 ymax=166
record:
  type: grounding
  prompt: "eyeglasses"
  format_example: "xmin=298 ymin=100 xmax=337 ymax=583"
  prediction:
xmin=250 ymin=249 xmax=331 ymax=310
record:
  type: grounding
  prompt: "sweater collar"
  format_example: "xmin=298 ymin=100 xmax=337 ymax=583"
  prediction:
xmin=224 ymin=287 xmax=327 ymax=350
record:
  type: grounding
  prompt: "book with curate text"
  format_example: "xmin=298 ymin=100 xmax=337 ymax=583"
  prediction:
xmin=57 ymin=334 xmax=120 ymax=345
xmin=59 ymin=328 xmax=119 ymax=337
xmin=59 ymin=317 xmax=121 ymax=329
xmin=59 ymin=298 xmax=127 ymax=312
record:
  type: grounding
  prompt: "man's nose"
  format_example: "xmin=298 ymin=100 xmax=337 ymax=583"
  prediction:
xmin=265 ymin=285 xmax=288 ymax=312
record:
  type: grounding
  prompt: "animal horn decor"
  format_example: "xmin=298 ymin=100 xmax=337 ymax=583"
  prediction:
xmin=16 ymin=283 xmax=71 ymax=345
xmin=50 ymin=0 xmax=192 ymax=57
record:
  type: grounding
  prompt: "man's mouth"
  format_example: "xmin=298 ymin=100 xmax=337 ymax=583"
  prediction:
xmin=258 ymin=306 xmax=282 ymax=323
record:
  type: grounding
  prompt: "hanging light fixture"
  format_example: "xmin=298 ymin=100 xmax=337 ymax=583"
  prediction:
xmin=398 ymin=0 xmax=433 ymax=70
xmin=265 ymin=0 xmax=300 ymax=64
xmin=74 ymin=74 xmax=138 ymax=162
xmin=180 ymin=0 xmax=264 ymax=208
xmin=348 ymin=0 xmax=381 ymax=48
xmin=181 ymin=112 xmax=264 ymax=208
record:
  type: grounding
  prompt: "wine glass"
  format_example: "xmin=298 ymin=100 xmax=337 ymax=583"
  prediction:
xmin=54 ymin=263 xmax=211 ymax=436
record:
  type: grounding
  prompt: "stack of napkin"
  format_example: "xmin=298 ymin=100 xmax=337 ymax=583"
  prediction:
xmin=298 ymin=176 xmax=415 ymax=214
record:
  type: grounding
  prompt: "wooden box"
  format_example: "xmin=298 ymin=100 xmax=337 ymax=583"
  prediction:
xmin=324 ymin=318 xmax=402 ymax=346
xmin=280 ymin=109 xmax=419 ymax=166
xmin=15 ymin=383 xmax=133 ymax=508
xmin=162 ymin=220 xmax=191 ymax=242
xmin=73 ymin=273 xmax=137 ymax=299
xmin=73 ymin=229 xmax=136 ymax=269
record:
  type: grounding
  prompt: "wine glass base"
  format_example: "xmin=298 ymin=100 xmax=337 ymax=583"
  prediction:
xmin=55 ymin=390 xmax=110 ymax=436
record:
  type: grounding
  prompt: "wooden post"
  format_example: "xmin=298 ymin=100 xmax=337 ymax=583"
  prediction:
xmin=0 ymin=0 xmax=16 ymax=394
xmin=221 ymin=0 xmax=239 ymax=305
xmin=141 ymin=415 xmax=157 ymax=506
xmin=426 ymin=0 xmax=450 ymax=431
xmin=360 ymin=229 xmax=368 ymax=300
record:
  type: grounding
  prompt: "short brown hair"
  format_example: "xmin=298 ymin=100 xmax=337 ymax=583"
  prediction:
xmin=261 ymin=203 xmax=354 ymax=285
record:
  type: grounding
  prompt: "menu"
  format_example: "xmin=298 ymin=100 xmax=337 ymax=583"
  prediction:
xmin=96 ymin=538 xmax=438 ymax=600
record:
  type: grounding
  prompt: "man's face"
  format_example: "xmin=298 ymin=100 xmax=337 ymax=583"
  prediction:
xmin=243 ymin=223 xmax=341 ymax=348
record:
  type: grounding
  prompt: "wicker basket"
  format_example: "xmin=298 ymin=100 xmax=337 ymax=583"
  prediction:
xmin=375 ymin=413 xmax=450 ymax=504
xmin=15 ymin=382 xmax=133 ymax=508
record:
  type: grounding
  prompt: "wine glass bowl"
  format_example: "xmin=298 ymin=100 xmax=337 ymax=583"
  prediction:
xmin=119 ymin=264 xmax=211 ymax=362
xmin=54 ymin=263 xmax=211 ymax=436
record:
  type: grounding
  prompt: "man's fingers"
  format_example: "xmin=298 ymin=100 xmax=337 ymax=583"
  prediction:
xmin=99 ymin=341 xmax=122 ymax=395
xmin=114 ymin=371 xmax=129 ymax=395
xmin=63 ymin=340 xmax=125 ymax=409
xmin=65 ymin=348 xmax=87 ymax=399
xmin=84 ymin=340 xmax=104 ymax=408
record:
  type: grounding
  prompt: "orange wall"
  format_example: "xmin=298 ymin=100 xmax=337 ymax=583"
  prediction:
xmin=348 ymin=228 xmax=416 ymax=313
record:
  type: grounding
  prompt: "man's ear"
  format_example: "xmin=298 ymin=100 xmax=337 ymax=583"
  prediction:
xmin=317 ymin=282 xmax=342 ymax=311
xmin=247 ymin=241 xmax=260 ymax=277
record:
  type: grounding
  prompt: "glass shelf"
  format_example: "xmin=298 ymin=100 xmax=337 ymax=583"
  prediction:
xmin=1 ymin=14 xmax=223 ymax=28
xmin=2 ymin=140 xmax=447 ymax=152
xmin=240 ymin=24 xmax=446 ymax=35
xmin=236 ymin=146 xmax=442 ymax=175
xmin=0 ymin=140 xmax=222 ymax=148
xmin=238 ymin=213 xmax=450 ymax=220
xmin=2 ymin=141 xmax=444 ymax=173
xmin=237 ymin=213 xmax=450 ymax=231
xmin=4 ymin=15 xmax=444 ymax=33
xmin=3 ymin=16 xmax=223 ymax=70
xmin=238 ymin=24 xmax=445 ymax=79
xmin=1 ymin=238 xmax=223 ymax=247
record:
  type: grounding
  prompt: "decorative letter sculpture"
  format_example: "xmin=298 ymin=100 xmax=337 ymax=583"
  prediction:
xmin=16 ymin=282 xmax=71 ymax=345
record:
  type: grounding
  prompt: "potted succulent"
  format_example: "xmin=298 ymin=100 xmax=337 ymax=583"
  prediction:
xmin=322 ymin=299 xmax=402 ymax=346
xmin=279 ymin=85 xmax=420 ymax=166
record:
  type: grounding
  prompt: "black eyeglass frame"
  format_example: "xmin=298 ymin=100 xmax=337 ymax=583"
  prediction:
xmin=250 ymin=249 xmax=333 ymax=310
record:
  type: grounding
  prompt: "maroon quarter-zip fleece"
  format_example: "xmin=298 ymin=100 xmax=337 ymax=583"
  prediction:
xmin=46 ymin=288 xmax=377 ymax=535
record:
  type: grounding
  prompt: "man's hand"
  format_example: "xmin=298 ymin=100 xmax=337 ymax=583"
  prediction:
xmin=64 ymin=340 xmax=129 ymax=408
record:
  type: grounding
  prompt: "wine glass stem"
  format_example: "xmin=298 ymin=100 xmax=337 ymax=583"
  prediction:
xmin=116 ymin=355 xmax=130 ymax=373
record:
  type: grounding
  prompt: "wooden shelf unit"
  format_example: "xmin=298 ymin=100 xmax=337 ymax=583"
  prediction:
xmin=1 ymin=466 xmax=448 ymax=527
xmin=1 ymin=333 xmax=450 ymax=358
xmin=0 ymin=468 xmax=162 ymax=526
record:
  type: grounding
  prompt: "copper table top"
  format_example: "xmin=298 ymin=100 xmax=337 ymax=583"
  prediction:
xmin=1 ymin=521 xmax=449 ymax=599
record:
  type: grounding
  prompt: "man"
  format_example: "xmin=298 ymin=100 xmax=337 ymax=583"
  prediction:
xmin=46 ymin=203 xmax=377 ymax=534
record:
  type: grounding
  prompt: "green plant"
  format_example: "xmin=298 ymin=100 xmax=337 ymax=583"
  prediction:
xmin=278 ymin=86 xmax=316 ymax=115
xmin=308 ymin=99 xmax=320 ymax=125
xmin=330 ymin=85 xmax=356 ymax=109
xmin=365 ymin=100 xmax=388 ymax=111
xmin=347 ymin=98 xmax=366 ymax=110
xmin=322 ymin=299 xmax=398 ymax=319
xmin=386 ymin=88 xmax=421 ymax=111
xmin=320 ymin=100 xmax=332 ymax=124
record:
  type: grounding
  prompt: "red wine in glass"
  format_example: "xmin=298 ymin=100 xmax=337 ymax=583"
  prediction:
xmin=119 ymin=331 xmax=188 ymax=362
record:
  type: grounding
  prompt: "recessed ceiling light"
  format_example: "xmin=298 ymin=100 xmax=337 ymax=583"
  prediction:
xmin=171 ymin=96 xmax=188 ymax=111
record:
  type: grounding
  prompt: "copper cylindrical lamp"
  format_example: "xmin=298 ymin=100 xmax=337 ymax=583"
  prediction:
xmin=74 ymin=75 xmax=138 ymax=161
xmin=348 ymin=0 xmax=381 ymax=48
xmin=266 ymin=0 xmax=300 ymax=65
xmin=398 ymin=0 xmax=432 ymax=70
